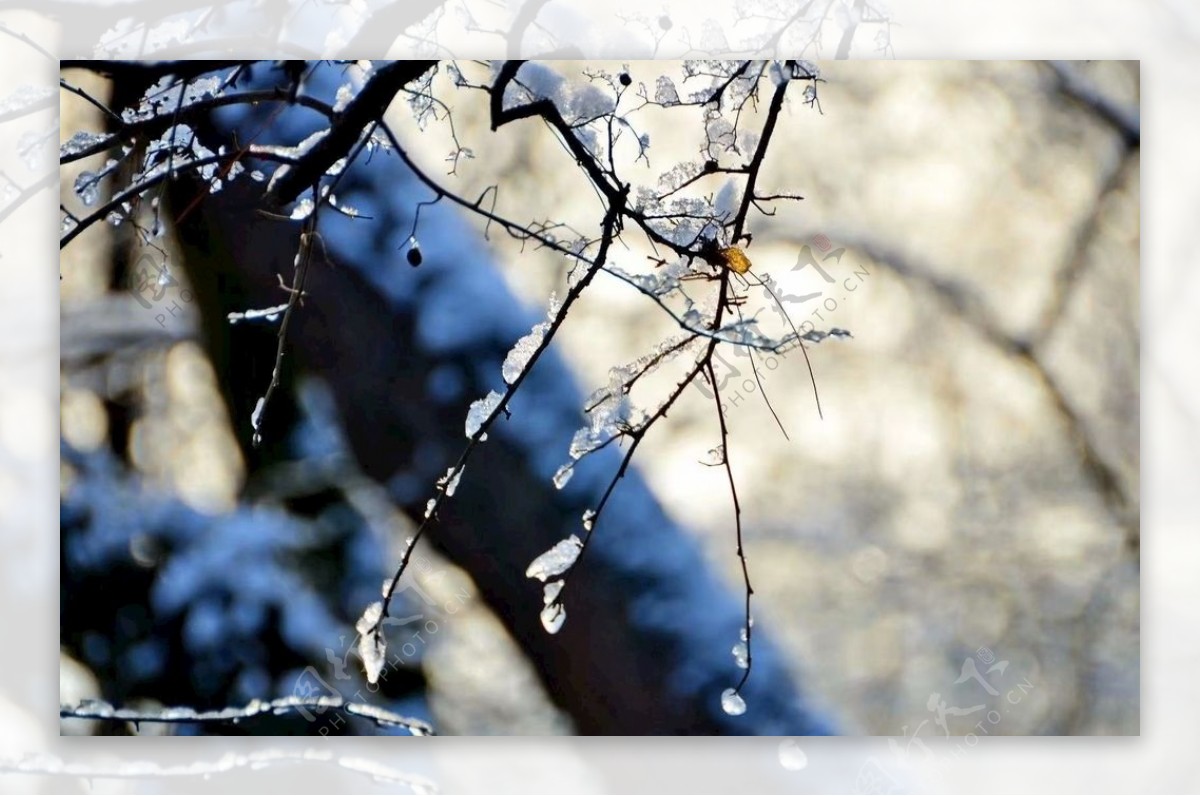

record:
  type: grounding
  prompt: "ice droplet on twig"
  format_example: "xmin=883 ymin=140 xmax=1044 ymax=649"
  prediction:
xmin=60 ymin=130 xmax=113 ymax=159
xmin=552 ymin=463 xmax=574 ymax=490
xmin=538 ymin=571 xmax=569 ymax=634
xmin=74 ymin=171 xmax=99 ymax=206
xmin=290 ymin=197 xmax=314 ymax=220
xmin=437 ymin=466 xmax=463 ymax=497
xmin=543 ymin=580 xmax=564 ymax=605
xmin=732 ymin=641 xmax=749 ymax=669
xmin=525 ymin=535 xmax=583 ymax=582
xmin=250 ymin=397 xmax=265 ymax=441
xmin=539 ymin=600 xmax=566 ymax=634
xmin=357 ymin=601 xmax=382 ymax=632
xmin=355 ymin=602 xmax=386 ymax=684
xmin=502 ymin=320 xmax=550 ymax=384
xmin=465 ymin=390 xmax=502 ymax=440
xmin=721 ymin=688 xmax=746 ymax=716
xmin=228 ymin=303 xmax=289 ymax=324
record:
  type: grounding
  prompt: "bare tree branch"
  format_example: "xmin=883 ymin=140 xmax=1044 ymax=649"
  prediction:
xmin=263 ymin=60 xmax=438 ymax=208
xmin=60 ymin=696 xmax=433 ymax=735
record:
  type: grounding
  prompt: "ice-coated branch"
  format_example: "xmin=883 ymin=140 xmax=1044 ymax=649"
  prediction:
xmin=60 ymin=697 xmax=433 ymax=735
xmin=59 ymin=84 xmax=336 ymax=165
xmin=263 ymin=60 xmax=437 ymax=207
xmin=250 ymin=183 xmax=322 ymax=448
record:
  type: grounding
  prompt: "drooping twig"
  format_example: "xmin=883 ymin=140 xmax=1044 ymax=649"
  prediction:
xmin=250 ymin=183 xmax=322 ymax=447
xmin=375 ymin=193 xmax=628 ymax=626
xmin=704 ymin=358 xmax=755 ymax=696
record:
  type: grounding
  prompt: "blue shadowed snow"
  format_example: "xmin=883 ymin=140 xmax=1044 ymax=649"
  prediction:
xmin=61 ymin=439 xmax=432 ymax=716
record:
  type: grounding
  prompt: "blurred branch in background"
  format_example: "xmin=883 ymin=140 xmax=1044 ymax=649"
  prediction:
xmin=813 ymin=210 xmax=1139 ymax=556
xmin=1045 ymin=60 xmax=1140 ymax=149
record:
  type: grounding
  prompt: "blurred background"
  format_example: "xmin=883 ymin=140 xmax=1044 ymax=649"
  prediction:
xmin=56 ymin=59 xmax=1138 ymax=738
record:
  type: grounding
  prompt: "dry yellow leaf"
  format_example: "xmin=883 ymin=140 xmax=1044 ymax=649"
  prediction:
xmin=719 ymin=246 xmax=753 ymax=274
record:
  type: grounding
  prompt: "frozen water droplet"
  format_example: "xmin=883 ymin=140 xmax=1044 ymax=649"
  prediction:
xmin=439 ymin=466 xmax=463 ymax=497
xmin=543 ymin=579 xmax=564 ymax=605
xmin=778 ymin=739 xmax=808 ymax=771
xmin=502 ymin=320 xmax=550 ymax=384
xmin=424 ymin=499 xmax=435 ymax=519
xmin=525 ymin=535 xmax=583 ymax=582
xmin=465 ymin=390 xmax=502 ymax=439
xmin=552 ymin=463 xmax=574 ymax=490
xmin=540 ymin=600 xmax=566 ymax=634
xmin=721 ymin=688 xmax=746 ymax=716
xmin=356 ymin=601 xmax=382 ymax=634
xmin=355 ymin=602 xmax=387 ymax=684
xmin=582 ymin=509 xmax=596 ymax=532
xmin=358 ymin=630 xmax=386 ymax=684
xmin=290 ymin=197 xmax=314 ymax=220
xmin=250 ymin=397 xmax=265 ymax=431
xmin=60 ymin=130 xmax=112 ymax=159
xmin=73 ymin=171 xmax=99 ymax=206
xmin=732 ymin=641 xmax=748 ymax=669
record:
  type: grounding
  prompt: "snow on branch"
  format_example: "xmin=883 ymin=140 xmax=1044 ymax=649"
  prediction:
xmin=60 ymin=696 xmax=434 ymax=735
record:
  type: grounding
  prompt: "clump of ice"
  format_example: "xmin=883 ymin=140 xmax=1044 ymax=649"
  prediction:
xmin=525 ymin=535 xmax=583 ymax=582
xmin=465 ymin=390 xmax=503 ymax=439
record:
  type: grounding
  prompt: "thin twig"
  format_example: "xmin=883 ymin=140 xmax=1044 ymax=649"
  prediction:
xmin=377 ymin=192 xmax=629 ymax=625
xmin=60 ymin=696 xmax=433 ymax=735
xmin=251 ymin=183 xmax=322 ymax=447
xmin=705 ymin=359 xmax=754 ymax=694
